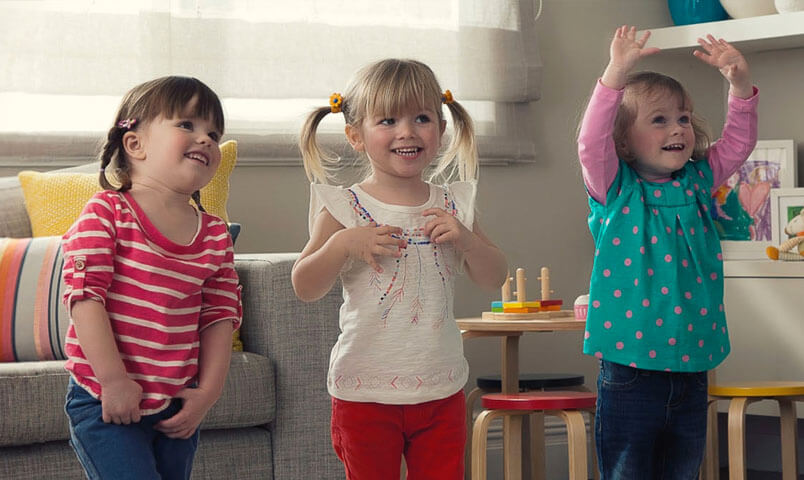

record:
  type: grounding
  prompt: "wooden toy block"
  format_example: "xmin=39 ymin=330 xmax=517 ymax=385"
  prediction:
xmin=503 ymin=301 xmax=541 ymax=308
xmin=487 ymin=266 xmax=577 ymax=321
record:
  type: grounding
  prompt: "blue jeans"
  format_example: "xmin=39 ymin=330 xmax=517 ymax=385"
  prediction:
xmin=65 ymin=378 xmax=199 ymax=480
xmin=595 ymin=360 xmax=708 ymax=480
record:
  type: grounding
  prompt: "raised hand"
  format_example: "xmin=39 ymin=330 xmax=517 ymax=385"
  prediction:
xmin=601 ymin=25 xmax=661 ymax=89
xmin=337 ymin=224 xmax=406 ymax=273
xmin=693 ymin=35 xmax=752 ymax=98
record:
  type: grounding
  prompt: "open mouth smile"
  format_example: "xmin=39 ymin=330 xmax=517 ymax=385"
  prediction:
xmin=185 ymin=152 xmax=209 ymax=166
xmin=392 ymin=147 xmax=422 ymax=157
xmin=662 ymin=144 xmax=685 ymax=151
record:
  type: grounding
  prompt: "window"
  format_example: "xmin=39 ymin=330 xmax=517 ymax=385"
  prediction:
xmin=0 ymin=0 xmax=541 ymax=166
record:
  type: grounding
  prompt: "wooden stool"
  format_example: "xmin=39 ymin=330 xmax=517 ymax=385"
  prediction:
xmin=465 ymin=374 xmax=586 ymax=480
xmin=471 ymin=391 xmax=598 ymax=480
xmin=704 ymin=381 xmax=804 ymax=480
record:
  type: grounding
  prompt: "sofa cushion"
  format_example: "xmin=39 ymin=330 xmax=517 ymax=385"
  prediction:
xmin=0 ymin=176 xmax=33 ymax=238
xmin=0 ymin=237 xmax=69 ymax=362
xmin=17 ymin=140 xmax=237 ymax=237
xmin=0 ymin=351 xmax=275 ymax=446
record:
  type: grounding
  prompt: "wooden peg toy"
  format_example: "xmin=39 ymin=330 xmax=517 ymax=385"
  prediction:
xmin=538 ymin=267 xmax=554 ymax=301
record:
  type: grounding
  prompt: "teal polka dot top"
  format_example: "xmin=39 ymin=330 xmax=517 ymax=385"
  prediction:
xmin=583 ymin=158 xmax=730 ymax=372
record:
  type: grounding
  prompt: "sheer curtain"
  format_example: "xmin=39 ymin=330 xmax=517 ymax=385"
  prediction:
xmin=0 ymin=0 xmax=541 ymax=165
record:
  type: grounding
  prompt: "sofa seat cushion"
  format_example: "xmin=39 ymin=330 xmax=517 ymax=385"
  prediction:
xmin=0 ymin=351 xmax=275 ymax=446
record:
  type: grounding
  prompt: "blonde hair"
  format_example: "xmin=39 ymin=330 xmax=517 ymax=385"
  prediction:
xmin=300 ymin=59 xmax=477 ymax=185
xmin=99 ymin=76 xmax=224 ymax=210
xmin=613 ymin=71 xmax=711 ymax=163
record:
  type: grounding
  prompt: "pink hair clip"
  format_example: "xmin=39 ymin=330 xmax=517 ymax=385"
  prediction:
xmin=117 ymin=118 xmax=137 ymax=130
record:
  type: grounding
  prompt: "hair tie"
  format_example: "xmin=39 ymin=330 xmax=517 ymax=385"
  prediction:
xmin=117 ymin=118 xmax=137 ymax=130
xmin=441 ymin=90 xmax=454 ymax=104
xmin=329 ymin=93 xmax=343 ymax=114
xmin=99 ymin=167 xmax=105 ymax=172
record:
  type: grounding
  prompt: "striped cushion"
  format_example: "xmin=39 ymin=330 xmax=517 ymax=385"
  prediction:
xmin=0 ymin=237 xmax=68 ymax=362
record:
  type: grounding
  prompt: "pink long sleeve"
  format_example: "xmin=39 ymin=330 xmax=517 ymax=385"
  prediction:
xmin=577 ymin=80 xmax=623 ymax=205
xmin=707 ymin=86 xmax=759 ymax=187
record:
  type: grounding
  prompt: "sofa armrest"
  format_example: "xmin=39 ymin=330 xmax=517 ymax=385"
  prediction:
xmin=233 ymin=253 xmax=344 ymax=479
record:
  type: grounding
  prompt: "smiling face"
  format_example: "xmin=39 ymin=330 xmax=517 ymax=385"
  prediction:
xmin=624 ymin=90 xmax=695 ymax=181
xmin=133 ymin=96 xmax=222 ymax=194
xmin=346 ymin=106 xmax=446 ymax=184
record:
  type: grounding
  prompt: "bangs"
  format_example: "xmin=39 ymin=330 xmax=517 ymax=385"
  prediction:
xmin=360 ymin=60 xmax=442 ymax=119
xmin=643 ymin=85 xmax=692 ymax=113
xmin=133 ymin=77 xmax=225 ymax=133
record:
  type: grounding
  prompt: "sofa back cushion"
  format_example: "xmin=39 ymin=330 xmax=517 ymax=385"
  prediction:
xmin=0 ymin=176 xmax=33 ymax=238
xmin=17 ymin=140 xmax=237 ymax=237
xmin=0 ymin=236 xmax=69 ymax=362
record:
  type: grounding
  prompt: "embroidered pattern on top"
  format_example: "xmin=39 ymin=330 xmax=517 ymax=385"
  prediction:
xmin=347 ymin=188 xmax=456 ymax=328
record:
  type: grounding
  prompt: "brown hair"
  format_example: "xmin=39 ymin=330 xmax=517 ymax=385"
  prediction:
xmin=299 ymin=59 xmax=477 ymax=184
xmin=99 ymin=76 xmax=224 ymax=210
xmin=613 ymin=71 xmax=711 ymax=162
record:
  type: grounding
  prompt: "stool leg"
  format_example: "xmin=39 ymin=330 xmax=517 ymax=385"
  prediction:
xmin=726 ymin=397 xmax=759 ymax=480
xmin=778 ymin=398 xmax=799 ymax=480
xmin=505 ymin=415 xmax=524 ymax=480
xmin=701 ymin=397 xmax=720 ymax=480
xmin=472 ymin=409 xmax=526 ymax=480
xmin=528 ymin=412 xmax=546 ymax=480
xmin=549 ymin=410 xmax=588 ymax=480
xmin=465 ymin=387 xmax=486 ymax=480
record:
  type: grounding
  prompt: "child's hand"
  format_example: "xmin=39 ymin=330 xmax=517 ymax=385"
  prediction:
xmin=155 ymin=386 xmax=216 ymax=439
xmin=336 ymin=224 xmax=406 ymax=273
xmin=100 ymin=377 xmax=142 ymax=424
xmin=422 ymin=208 xmax=477 ymax=253
xmin=601 ymin=25 xmax=660 ymax=89
xmin=693 ymin=35 xmax=752 ymax=98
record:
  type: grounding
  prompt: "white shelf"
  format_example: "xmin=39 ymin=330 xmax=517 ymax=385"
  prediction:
xmin=639 ymin=11 xmax=804 ymax=54
xmin=724 ymin=259 xmax=804 ymax=277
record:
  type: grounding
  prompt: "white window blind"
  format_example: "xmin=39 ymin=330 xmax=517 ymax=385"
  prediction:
xmin=0 ymin=0 xmax=542 ymax=166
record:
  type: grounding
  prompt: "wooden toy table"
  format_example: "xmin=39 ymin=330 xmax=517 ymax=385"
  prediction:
xmin=458 ymin=312 xmax=586 ymax=480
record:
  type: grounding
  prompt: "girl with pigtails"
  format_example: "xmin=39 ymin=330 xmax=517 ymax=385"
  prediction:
xmin=292 ymin=58 xmax=507 ymax=479
xmin=61 ymin=76 xmax=242 ymax=479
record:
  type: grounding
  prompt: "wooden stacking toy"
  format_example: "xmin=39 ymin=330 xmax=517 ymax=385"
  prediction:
xmin=485 ymin=267 xmax=575 ymax=321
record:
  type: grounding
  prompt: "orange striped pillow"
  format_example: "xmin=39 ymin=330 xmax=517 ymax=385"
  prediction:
xmin=0 ymin=236 xmax=69 ymax=362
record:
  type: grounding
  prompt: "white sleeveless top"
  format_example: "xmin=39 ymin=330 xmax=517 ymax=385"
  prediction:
xmin=309 ymin=181 xmax=476 ymax=404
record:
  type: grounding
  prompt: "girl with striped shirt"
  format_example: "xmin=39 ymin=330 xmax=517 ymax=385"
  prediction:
xmin=61 ymin=76 xmax=242 ymax=480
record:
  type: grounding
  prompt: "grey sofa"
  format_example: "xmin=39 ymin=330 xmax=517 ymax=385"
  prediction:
xmin=0 ymin=172 xmax=346 ymax=479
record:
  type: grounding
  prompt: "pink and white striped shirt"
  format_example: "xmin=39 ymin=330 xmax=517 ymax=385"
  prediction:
xmin=62 ymin=190 xmax=242 ymax=415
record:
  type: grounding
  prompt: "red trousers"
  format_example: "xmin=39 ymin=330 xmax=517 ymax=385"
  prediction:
xmin=331 ymin=390 xmax=466 ymax=480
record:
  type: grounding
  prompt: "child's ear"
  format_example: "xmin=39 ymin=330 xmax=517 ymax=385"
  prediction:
xmin=345 ymin=124 xmax=364 ymax=152
xmin=122 ymin=131 xmax=146 ymax=161
xmin=440 ymin=119 xmax=447 ymax=137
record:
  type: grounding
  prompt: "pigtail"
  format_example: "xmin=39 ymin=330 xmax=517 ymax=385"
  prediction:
xmin=98 ymin=126 xmax=132 ymax=192
xmin=191 ymin=190 xmax=206 ymax=213
xmin=429 ymin=100 xmax=478 ymax=183
xmin=299 ymin=106 xmax=337 ymax=184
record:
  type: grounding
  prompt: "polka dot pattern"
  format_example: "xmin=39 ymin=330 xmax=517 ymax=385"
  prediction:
xmin=583 ymin=159 xmax=730 ymax=372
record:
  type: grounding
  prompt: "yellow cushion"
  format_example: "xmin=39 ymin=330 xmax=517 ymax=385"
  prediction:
xmin=19 ymin=140 xmax=237 ymax=237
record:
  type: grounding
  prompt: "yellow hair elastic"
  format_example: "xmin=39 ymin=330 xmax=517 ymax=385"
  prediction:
xmin=329 ymin=93 xmax=343 ymax=113
xmin=441 ymin=90 xmax=454 ymax=104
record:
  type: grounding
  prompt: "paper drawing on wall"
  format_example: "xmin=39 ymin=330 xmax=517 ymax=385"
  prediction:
xmin=711 ymin=140 xmax=797 ymax=243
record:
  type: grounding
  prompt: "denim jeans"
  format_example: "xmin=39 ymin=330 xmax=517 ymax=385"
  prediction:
xmin=65 ymin=378 xmax=199 ymax=480
xmin=595 ymin=360 xmax=708 ymax=480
